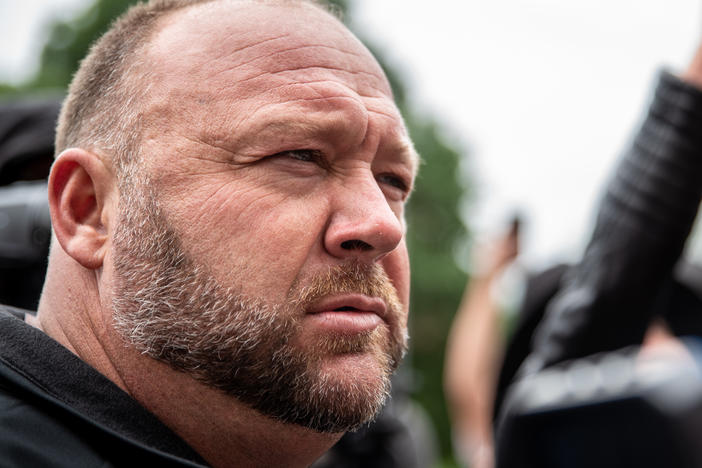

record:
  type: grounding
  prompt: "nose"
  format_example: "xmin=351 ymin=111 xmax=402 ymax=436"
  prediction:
xmin=324 ymin=181 xmax=404 ymax=263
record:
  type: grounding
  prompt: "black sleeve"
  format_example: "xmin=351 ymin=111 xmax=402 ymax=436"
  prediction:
xmin=520 ymin=71 xmax=702 ymax=376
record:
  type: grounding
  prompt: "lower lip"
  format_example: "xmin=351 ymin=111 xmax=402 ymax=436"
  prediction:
xmin=305 ymin=311 xmax=383 ymax=334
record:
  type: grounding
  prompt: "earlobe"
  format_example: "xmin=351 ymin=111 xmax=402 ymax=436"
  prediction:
xmin=49 ymin=148 xmax=114 ymax=270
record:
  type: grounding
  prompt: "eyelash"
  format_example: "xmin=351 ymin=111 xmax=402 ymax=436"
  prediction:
xmin=275 ymin=149 xmax=330 ymax=170
xmin=283 ymin=149 xmax=322 ymax=162
xmin=377 ymin=173 xmax=409 ymax=193
xmin=273 ymin=149 xmax=410 ymax=197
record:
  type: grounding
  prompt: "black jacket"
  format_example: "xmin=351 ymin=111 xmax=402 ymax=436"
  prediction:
xmin=522 ymin=71 xmax=702 ymax=376
xmin=494 ymin=71 xmax=702 ymax=468
xmin=0 ymin=305 xmax=208 ymax=467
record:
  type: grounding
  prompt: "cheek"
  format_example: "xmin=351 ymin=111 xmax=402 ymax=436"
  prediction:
xmin=168 ymin=184 xmax=330 ymax=296
xmin=240 ymin=205 xmax=326 ymax=272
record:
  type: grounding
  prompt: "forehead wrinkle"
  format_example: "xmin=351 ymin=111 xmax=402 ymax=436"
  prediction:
xmin=268 ymin=65 xmax=387 ymax=96
xmin=227 ymin=63 xmax=385 ymax=90
xmin=233 ymin=44 xmax=374 ymax=77
xmin=200 ymin=52 xmax=389 ymax=100
xmin=205 ymin=42 xmax=370 ymax=78
xmin=151 ymin=5 xmax=384 ymax=89
xmin=240 ymin=79 xmax=358 ymax=100
xmin=144 ymin=4 xmax=395 ymax=128
xmin=200 ymin=32 xmax=295 ymax=71
xmin=203 ymin=65 xmax=387 ymax=103
xmin=251 ymin=42 xmax=386 ymax=93
xmin=229 ymin=95 xmax=368 ymax=146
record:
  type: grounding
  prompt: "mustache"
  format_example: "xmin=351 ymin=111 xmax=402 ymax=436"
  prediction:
xmin=289 ymin=261 xmax=403 ymax=318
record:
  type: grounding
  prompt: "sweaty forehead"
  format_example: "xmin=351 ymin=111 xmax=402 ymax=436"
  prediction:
xmin=144 ymin=1 xmax=392 ymax=98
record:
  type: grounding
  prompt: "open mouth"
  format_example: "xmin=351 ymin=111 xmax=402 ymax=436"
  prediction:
xmin=333 ymin=306 xmax=359 ymax=312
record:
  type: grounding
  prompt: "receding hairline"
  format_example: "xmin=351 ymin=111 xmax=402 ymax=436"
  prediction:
xmin=54 ymin=0 xmax=342 ymax=168
xmin=140 ymin=0 xmax=349 ymax=79
xmin=148 ymin=0 xmax=342 ymax=43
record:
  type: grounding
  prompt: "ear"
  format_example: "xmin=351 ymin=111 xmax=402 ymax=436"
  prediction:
xmin=49 ymin=148 xmax=115 ymax=270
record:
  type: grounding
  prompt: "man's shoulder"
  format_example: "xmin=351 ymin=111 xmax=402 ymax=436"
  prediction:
xmin=0 ymin=384 xmax=113 ymax=467
xmin=0 ymin=304 xmax=31 ymax=320
xmin=0 ymin=303 xmax=208 ymax=467
xmin=0 ymin=306 xmax=108 ymax=466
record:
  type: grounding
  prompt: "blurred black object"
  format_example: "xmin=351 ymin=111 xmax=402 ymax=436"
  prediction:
xmin=312 ymin=381 xmax=438 ymax=468
xmin=493 ymin=264 xmax=570 ymax=421
xmin=0 ymin=99 xmax=60 ymax=185
xmin=0 ymin=182 xmax=51 ymax=264
xmin=0 ymin=181 xmax=51 ymax=309
xmin=0 ymin=98 xmax=60 ymax=310
xmin=496 ymin=340 xmax=702 ymax=468
xmin=493 ymin=263 xmax=702 ymax=422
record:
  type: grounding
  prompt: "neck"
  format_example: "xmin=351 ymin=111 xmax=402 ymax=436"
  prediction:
xmin=33 ymin=250 xmax=130 ymax=389
xmin=106 ymin=340 xmax=342 ymax=467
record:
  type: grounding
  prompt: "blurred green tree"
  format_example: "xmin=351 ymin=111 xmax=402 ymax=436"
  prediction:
xmin=1 ymin=0 xmax=471 ymax=464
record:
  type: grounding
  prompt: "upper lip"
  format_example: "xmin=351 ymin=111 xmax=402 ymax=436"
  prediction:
xmin=307 ymin=294 xmax=388 ymax=320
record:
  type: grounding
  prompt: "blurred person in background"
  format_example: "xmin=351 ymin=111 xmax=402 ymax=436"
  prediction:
xmin=517 ymin=42 xmax=702 ymax=382
xmin=445 ymin=217 xmax=573 ymax=468
xmin=448 ymin=34 xmax=702 ymax=468
xmin=444 ymin=218 xmax=520 ymax=468
xmin=495 ymin=38 xmax=702 ymax=467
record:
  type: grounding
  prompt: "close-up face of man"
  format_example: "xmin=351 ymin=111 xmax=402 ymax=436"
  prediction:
xmin=100 ymin=0 xmax=418 ymax=433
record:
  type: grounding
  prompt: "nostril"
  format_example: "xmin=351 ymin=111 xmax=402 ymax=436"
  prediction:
xmin=340 ymin=239 xmax=373 ymax=251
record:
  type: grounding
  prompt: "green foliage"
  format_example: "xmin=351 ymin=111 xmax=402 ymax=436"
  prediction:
xmin=405 ymin=116 xmax=469 ymax=463
xmin=29 ymin=0 xmax=138 ymax=90
xmin=2 ymin=0 xmax=472 ymax=463
xmin=0 ymin=83 xmax=20 ymax=97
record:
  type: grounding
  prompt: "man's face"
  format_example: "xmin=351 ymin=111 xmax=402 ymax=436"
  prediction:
xmin=110 ymin=2 xmax=417 ymax=432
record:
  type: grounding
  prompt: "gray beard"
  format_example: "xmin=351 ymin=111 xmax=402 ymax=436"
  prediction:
xmin=111 ymin=183 xmax=407 ymax=433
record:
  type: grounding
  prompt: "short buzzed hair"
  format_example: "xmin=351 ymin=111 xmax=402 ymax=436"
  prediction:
xmin=55 ymin=0 xmax=334 ymax=176
xmin=56 ymin=0 xmax=219 ymax=174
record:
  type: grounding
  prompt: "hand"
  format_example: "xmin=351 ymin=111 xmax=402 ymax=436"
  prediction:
xmin=681 ymin=42 xmax=702 ymax=89
xmin=472 ymin=217 xmax=520 ymax=279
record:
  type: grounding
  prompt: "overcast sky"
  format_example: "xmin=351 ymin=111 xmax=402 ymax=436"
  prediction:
xmin=3 ymin=0 xmax=702 ymax=270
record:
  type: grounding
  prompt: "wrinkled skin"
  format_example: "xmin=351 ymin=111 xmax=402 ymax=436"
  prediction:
xmin=110 ymin=1 xmax=418 ymax=433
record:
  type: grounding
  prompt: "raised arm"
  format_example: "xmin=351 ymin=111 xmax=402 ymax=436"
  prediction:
xmin=521 ymin=54 xmax=702 ymax=376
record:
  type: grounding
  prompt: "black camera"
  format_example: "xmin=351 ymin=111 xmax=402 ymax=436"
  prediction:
xmin=0 ymin=181 xmax=51 ymax=309
xmin=496 ymin=341 xmax=702 ymax=468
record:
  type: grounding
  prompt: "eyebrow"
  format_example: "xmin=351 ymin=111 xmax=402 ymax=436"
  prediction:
xmin=385 ymin=137 xmax=421 ymax=178
xmin=217 ymin=103 xmax=421 ymax=172
xmin=406 ymin=144 xmax=421 ymax=177
xmin=230 ymin=116 xmax=342 ymax=151
xmin=235 ymin=112 xmax=419 ymax=157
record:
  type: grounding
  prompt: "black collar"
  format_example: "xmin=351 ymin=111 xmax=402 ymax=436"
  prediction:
xmin=0 ymin=306 xmax=208 ymax=466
